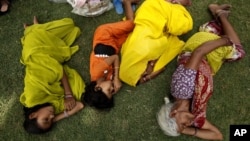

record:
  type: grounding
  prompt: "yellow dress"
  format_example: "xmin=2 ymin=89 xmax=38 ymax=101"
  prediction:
xmin=20 ymin=18 xmax=85 ymax=114
xmin=119 ymin=0 xmax=193 ymax=86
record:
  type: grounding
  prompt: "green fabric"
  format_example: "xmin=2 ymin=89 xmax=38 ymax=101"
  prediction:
xmin=182 ymin=32 xmax=234 ymax=74
xmin=20 ymin=18 xmax=85 ymax=114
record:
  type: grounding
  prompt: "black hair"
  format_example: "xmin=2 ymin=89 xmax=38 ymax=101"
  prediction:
xmin=23 ymin=103 xmax=53 ymax=134
xmin=94 ymin=43 xmax=116 ymax=56
xmin=83 ymin=81 xmax=114 ymax=109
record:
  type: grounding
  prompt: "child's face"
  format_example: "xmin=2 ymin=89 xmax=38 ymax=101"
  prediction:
xmin=29 ymin=106 xmax=55 ymax=130
xmin=96 ymin=80 xmax=115 ymax=99
xmin=171 ymin=110 xmax=194 ymax=132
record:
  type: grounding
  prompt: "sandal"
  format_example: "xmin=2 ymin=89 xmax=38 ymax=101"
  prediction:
xmin=113 ymin=0 xmax=123 ymax=14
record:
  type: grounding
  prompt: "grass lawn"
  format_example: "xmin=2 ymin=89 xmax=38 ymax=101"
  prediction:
xmin=0 ymin=0 xmax=249 ymax=141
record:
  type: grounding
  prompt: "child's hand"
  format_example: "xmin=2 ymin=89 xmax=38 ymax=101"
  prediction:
xmin=113 ymin=78 xmax=122 ymax=94
xmin=64 ymin=96 xmax=76 ymax=111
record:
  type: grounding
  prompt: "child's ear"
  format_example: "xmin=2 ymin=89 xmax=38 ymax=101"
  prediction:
xmin=170 ymin=110 xmax=177 ymax=118
xmin=94 ymin=86 xmax=102 ymax=91
xmin=29 ymin=112 xmax=37 ymax=119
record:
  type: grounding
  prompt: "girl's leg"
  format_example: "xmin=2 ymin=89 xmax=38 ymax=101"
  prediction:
xmin=123 ymin=0 xmax=140 ymax=21
xmin=219 ymin=12 xmax=241 ymax=45
xmin=209 ymin=4 xmax=241 ymax=45
xmin=185 ymin=4 xmax=240 ymax=70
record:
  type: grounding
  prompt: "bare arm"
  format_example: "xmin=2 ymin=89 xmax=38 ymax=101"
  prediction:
xmin=53 ymin=101 xmax=84 ymax=122
xmin=181 ymin=119 xmax=223 ymax=140
xmin=123 ymin=0 xmax=136 ymax=21
xmin=185 ymin=37 xmax=230 ymax=70
xmin=61 ymin=69 xmax=76 ymax=111
xmin=104 ymin=55 xmax=122 ymax=93
xmin=104 ymin=54 xmax=120 ymax=79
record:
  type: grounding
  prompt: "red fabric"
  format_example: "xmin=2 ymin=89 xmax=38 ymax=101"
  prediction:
xmin=90 ymin=20 xmax=135 ymax=81
xmin=191 ymin=59 xmax=213 ymax=128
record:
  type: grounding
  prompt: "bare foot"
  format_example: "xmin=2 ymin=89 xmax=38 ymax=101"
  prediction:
xmin=0 ymin=0 xmax=9 ymax=12
xmin=23 ymin=23 xmax=28 ymax=29
xmin=23 ymin=16 xmax=39 ymax=29
xmin=33 ymin=16 xmax=39 ymax=24
xmin=208 ymin=4 xmax=231 ymax=18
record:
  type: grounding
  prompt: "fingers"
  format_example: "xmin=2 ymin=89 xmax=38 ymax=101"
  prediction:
xmin=65 ymin=99 xmax=76 ymax=111
xmin=113 ymin=86 xmax=120 ymax=94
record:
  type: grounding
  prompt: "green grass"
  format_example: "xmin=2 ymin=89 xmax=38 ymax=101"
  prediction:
xmin=0 ymin=0 xmax=249 ymax=141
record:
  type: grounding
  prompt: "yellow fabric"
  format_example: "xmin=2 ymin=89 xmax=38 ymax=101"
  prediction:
xmin=120 ymin=0 xmax=193 ymax=86
xmin=20 ymin=18 xmax=85 ymax=114
xmin=182 ymin=32 xmax=234 ymax=74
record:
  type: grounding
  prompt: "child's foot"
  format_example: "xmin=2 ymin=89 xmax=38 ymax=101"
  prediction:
xmin=23 ymin=23 xmax=28 ymax=29
xmin=23 ymin=16 xmax=39 ymax=29
xmin=208 ymin=4 xmax=231 ymax=19
xmin=33 ymin=16 xmax=39 ymax=24
xmin=0 ymin=0 xmax=10 ymax=14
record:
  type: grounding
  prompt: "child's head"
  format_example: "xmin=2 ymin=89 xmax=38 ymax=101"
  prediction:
xmin=157 ymin=97 xmax=180 ymax=136
xmin=83 ymin=81 xmax=114 ymax=109
xmin=157 ymin=97 xmax=194 ymax=136
xmin=23 ymin=103 xmax=54 ymax=134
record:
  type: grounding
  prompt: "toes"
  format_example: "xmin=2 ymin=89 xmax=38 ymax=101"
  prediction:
xmin=23 ymin=23 xmax=28 ymax=29
xmin=208 ymin=4 xmax=219 ymax=15
xmin=219 ymin=4 xmax=232 ymax=11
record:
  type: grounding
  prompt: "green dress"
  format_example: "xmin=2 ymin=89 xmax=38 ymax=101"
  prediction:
xmin=20 ymin=18 xmax=85 ymax=114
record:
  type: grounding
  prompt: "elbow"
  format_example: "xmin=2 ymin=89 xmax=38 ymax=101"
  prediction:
xmin=214 ymin=132 xmax=223 ymax=140
xmin=218 ymin=133 xmax=223 ymax=141
xmin=78 ymin=102 xmax=84 ymax=110
xmin=75 ymin=101 xmax=84 ymax=112
xmin=192 ymin=47 xmax=206 ymax=58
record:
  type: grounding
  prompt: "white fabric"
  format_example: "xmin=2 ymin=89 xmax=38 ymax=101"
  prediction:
xmin=67 ymin=0 xmax=113 ymax=17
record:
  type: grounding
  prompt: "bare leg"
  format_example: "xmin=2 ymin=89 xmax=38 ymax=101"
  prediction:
xmin=209 ymin=4 xmax=241 ymax=44
xmin=185 ymin=4 xmax=240 ymax=70
xmin=218 ymin=12 xmax=241 ymax=45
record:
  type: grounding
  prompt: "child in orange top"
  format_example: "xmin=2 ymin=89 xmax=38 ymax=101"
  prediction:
xmin=83 ymin=0 xmax=140 ymax=109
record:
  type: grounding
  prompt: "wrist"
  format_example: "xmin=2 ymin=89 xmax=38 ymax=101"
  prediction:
xmin=64 ymin=110 xmax=69 ymax=118
xmin=64 ymin=93 xmax=73 ymax=98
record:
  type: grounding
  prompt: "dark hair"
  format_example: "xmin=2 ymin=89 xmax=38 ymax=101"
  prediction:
xmin=83 ymin=81 xmax=114 ymax=109
xmin=23 ymin=103 xmax=53 ymax=134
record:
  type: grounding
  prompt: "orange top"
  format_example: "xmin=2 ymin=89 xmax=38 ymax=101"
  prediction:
xmin=90 ymin=20 xmax=135 ymax=81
